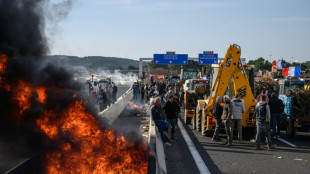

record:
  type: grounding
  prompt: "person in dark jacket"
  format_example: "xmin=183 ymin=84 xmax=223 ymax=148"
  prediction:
xmin=163 ymin=95 xmax=179 ymax=140
xmin=212 ymin=96 xmax=223 ymax=141
xmin=140 ymin=84 xmax=145 ymax=103
xmin=151 ymin=97 xmax=171 ymax=145
xmin=222 ymin=95 xmax=232 ymax=146
xmin=269 ymin=93 xmax=284 ymax=138
xmin=254 ymin=95 xmax=276 ymax=150
xmin=173 ymin=93 xmax=181 ymax=128
xmin=111 ymin=83 xmax=118 ymax=104
xmin=145 ymin=84 xmax=150 ymax=103
xmin=97 ymin=89 xmax=107 ymax=111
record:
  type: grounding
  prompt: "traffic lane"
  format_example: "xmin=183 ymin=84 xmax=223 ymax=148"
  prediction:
xmin=164 ymin=121 xmax=201 ymax=174
xmin=167 ymin=118 xmax=221 ymax=174
xmin=184 ymin=124 xmax=310 ymax=174
xmin=275 ymin=130 xmax=310 ymax=148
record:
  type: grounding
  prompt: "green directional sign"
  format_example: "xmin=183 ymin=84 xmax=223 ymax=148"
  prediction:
xmin=203 ymin=51 xmax=214 ymax=54
xmin=166 ymin=51 xmax=175 ymax=54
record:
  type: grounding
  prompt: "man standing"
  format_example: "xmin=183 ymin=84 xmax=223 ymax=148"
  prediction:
xmin=212 ymin=96 xmax=223 ymax=141
xmin=254 ymin=95 xmax=276 ymax=150
xmin=231 ymin=94 xmax=246 ymax=143
xmin=163 ymin=95 xmax=179 ymax=141
xmin=222 ymin=95 xmax=232 ymax=146
xmin=140 ymin=84 xmax=145 ymax=103
xmin=151 ymin=97 xmax=171 ymax=146
xmin=111 ymin=83 xmax=118 ymax=104
xmin=132 ymin=82 xmax=139 ymax=101
xmin=173 ymin=93 xmax=181 ymax=128
xmin=269 ymin=93 xmax=284 ymax=138
xmin=145 ymin=84 xmax=150 ymax=103
xmin=97 ymin=89 xmax=107 ymax=111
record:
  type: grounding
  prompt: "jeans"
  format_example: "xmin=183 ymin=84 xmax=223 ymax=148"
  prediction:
xmin=256 ymin=121 xmax=272 ymax=147
xmin=223 ymin=119 xmax=232 ymax=143
xmin=154 ymin=120 xmax=169 ymax=143
xmin=166 ymin=117 xmax=176 ymax=139
xmin=213 ymin=118 xmax=222 ymax=140
xmin=271 ymin=113 xmax=282 ymax=137
xmin=231 ymin=119 xmax=242 ymax=141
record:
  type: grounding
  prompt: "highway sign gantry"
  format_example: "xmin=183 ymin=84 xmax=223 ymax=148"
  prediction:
xmin=153 ymin=54 xmax=188 ymax=65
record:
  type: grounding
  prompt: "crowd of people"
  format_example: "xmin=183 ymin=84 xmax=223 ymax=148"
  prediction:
xmin=147 ymin=78 xmax=284 ymax=149
xmin=97 ymin=82 xmax=118 ymax=111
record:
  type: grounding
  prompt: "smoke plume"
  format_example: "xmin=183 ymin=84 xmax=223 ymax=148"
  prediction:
xmin=0 ymin=0 xmax=148 ymax=173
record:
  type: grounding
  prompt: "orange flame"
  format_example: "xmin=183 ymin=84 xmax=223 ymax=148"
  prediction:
xmin=1 ymin=53 xmax=149 ymax=173
xmin=126 ymin=101 xmax=143 ymax=110
xmin=37 ymin=100 xmax=148 ymax=173
xmin=0 ymin=53 xmax=9 ymax=89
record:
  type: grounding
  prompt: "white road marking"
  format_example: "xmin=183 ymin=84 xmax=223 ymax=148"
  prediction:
xmin=277 ymin=138 xmax=297 ymax=147
xmin=178 ymin=118 xmax=211 ymax=174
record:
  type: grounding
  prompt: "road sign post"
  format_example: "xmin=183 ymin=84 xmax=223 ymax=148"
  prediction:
xmin=154 ymin=54 xmax=188 ymax=65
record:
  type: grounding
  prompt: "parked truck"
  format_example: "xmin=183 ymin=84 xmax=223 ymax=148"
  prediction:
xmin=278 ymin=78 xmax=310 ymax=138
xmin=184 ymin=79 xmax=209 ymax=124
xmin=180 ymin=68 xmax=199 ymax=84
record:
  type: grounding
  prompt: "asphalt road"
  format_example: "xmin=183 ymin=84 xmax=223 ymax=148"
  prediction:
xmin=165 ymin=108 xmax=310 ymax=174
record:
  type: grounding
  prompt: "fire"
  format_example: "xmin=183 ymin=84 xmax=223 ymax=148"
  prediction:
xmin=126 ymin=101 xmax=143 ymax=110
xmin=0 ymin=53 xmax=7 ymax=74
xmin=37 ymin=100 xmax=149 ymax=173
xmin=0 ymin=53 xmax=149 ymax=174
xmin=0 ymin=53 xmax=9 ymax=89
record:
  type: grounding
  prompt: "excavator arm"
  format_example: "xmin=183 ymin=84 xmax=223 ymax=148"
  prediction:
xmin=204 ymin=44 xmax=242 ymax=114
xmin=202 ymin=44 xmax=257 ymax=133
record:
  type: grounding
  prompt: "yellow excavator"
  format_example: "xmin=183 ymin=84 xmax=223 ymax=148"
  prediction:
xmin=193 ymin=44 xmax=257 ymax=136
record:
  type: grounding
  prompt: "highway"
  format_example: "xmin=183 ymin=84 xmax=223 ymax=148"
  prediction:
xmin=164 ymin=107 xmax=310 ymax=174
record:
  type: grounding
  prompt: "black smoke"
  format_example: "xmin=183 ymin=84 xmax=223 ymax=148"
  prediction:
xmin=0 ymin=0 xmax=99 ymax=172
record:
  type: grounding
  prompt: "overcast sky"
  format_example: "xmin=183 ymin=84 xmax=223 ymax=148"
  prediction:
xmin=48 ymin=0 xmax=310 ymax=63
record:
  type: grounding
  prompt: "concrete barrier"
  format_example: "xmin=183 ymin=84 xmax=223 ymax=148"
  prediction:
xmin=98 ymin=88 xmax=133 ymax=124
xmin=148 ymin=104 xmax=167 ymax=174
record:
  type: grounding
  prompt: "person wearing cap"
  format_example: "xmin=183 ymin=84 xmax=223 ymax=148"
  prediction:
xmin=163 ymin=95 xmax=179 ymax=140
xmin=151 ymin=97 xmax=171 ymax=146
xmin=222 ymin=95 xmax=232 ymax=146
xmin=231 ymin=94 xmax=245 ymax=143
xmin=132 ymin=82 xmax=139 ymax=101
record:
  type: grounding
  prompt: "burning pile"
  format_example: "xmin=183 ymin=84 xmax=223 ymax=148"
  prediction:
xmin=0 ymin=0 xmax=149 ymax=173
xmin=126 ymin=101 xmax=143 ymax=110
xmin=288 ymin=88 xmax=310 ymax=118
xmin=254 ymin=78 xmax=278 ymax=96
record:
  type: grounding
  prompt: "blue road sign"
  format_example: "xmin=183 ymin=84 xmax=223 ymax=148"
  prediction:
xmin=199 ymin=53 xmax=218 ymax=65
xmin=153 ymin=54 xmax=188 ymax=65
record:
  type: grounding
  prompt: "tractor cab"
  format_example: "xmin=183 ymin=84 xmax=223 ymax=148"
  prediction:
xmin=278 ymin=79 xmax=305 ymax=95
